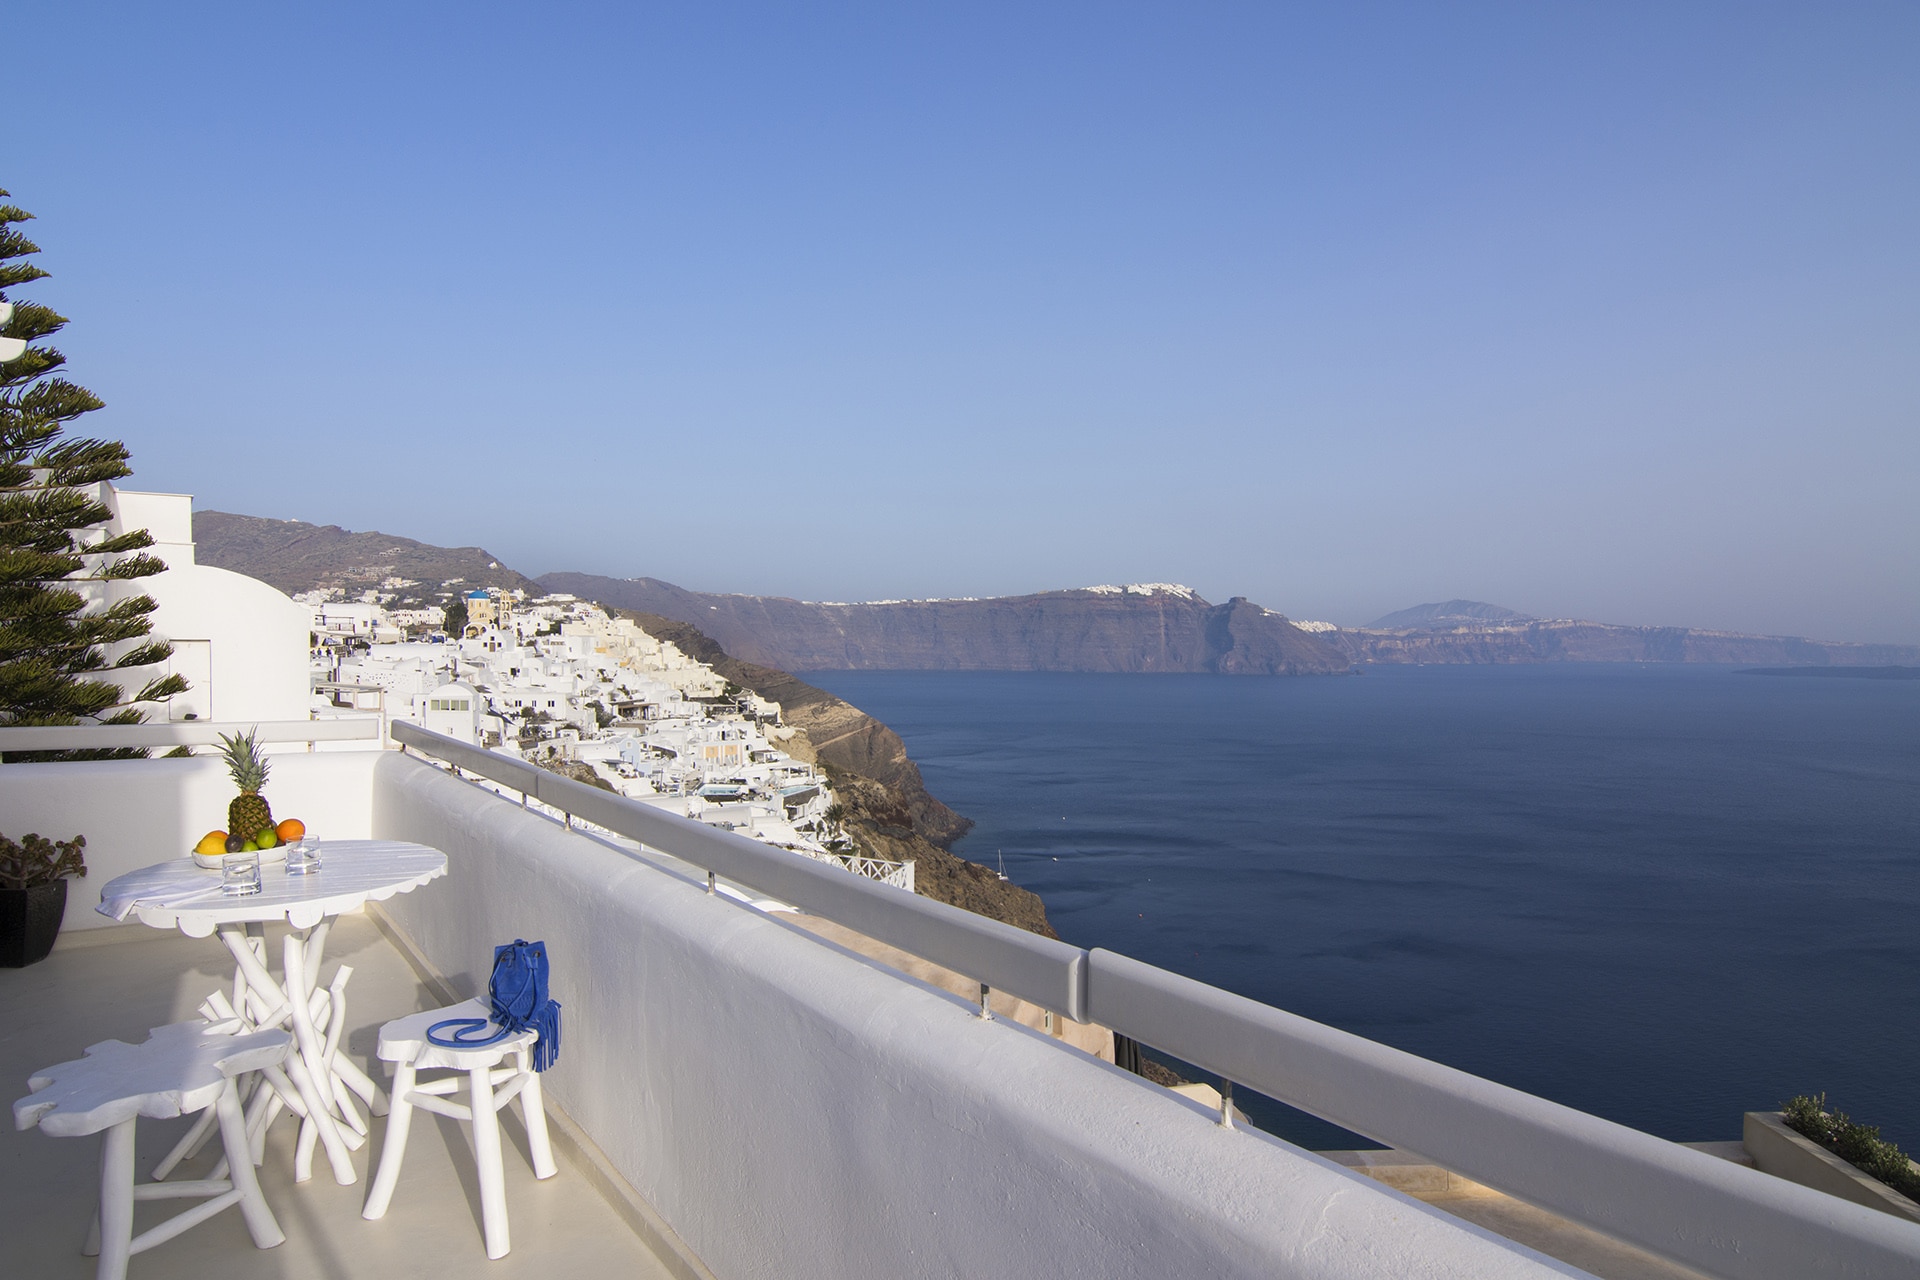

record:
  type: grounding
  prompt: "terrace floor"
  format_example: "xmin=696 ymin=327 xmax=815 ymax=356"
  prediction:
xmin=1 ymin=914 xmax=680 ymax=1280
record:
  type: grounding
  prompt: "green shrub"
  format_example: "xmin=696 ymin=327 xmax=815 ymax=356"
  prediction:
xmin=1782 ymin=1094 xmax=1920 ymax=1204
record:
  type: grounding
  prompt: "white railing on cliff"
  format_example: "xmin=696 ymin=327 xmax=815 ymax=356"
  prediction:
xmin=793 ymin=846 xmax=915 ymax=892
xmin=7 ymin=719 xmax=1919 ymax=1280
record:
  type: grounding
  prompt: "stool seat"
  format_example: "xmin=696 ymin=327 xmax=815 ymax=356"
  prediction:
xmin=376 ymin=998 xmax=538 ymax=1071
xmin=16 ymin=1020 xmax=291 ymax=1138
xmin=14 ymin=1021 xmax=291 ymax=1280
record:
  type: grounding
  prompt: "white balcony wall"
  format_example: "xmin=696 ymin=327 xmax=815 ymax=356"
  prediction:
xmin=368 ymin=754 xmax=1574 ymax=1280
xmin=2 ymin=753 xmax=379 ymax=934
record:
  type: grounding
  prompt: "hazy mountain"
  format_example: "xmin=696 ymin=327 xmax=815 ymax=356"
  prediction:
xmin=193 ymin=512 xmax=1920 ymax=669
xmin=1323 ymin=618 xmax=1920 ymax=667
xmin=192 ymin=511 xmax=537 ymax=606
xmin=534 ymin=575 xmax=1350 ymax=675
xmin=1366 ymin=600 xmax=1535 ymax=630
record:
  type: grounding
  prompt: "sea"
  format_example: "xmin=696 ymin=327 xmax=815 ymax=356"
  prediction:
xmin=799 ymin=663 xmax=1920 ymax=1153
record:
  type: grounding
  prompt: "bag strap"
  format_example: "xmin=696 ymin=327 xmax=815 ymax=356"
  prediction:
xmin=425 ymin=1016 xmax=511 ymax=1050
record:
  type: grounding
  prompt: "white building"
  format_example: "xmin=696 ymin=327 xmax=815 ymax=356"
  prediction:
xmin=421 ymin=680 xmax=483 ymax=744
xmin=95 ymin=487 xmax=311 ymax=724
xmin=315 ymin=600 xmax=388 ymax=639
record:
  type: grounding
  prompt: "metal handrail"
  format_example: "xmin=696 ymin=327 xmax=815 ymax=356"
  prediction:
xmin=0 ymin=718 xmax=381 ymax=751
xmin=1084 ymin=949 xmax=1920 ymax=1280
xmin=393 ymin=721 xmax=1088 ymax=1021
xmin=388 ymin=721 xmax=1920 ymax=1280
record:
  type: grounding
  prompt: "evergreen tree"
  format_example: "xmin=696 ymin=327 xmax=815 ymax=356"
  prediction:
xmin=0 ymin=191 xmax=184 ymax=760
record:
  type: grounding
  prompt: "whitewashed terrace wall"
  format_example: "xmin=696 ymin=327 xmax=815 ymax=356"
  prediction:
xmin=3 ymin=753 xmax=379 ymax=934
xmin=370 ymin=753 xmax=1577 ymax=1280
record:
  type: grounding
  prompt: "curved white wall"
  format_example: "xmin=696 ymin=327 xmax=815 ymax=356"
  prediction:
xmin=370 ymin=754 xmax=1578 ymax=1280
xmin=92 ymin=486 xmax=311 ymax=724
xmin=138 ymin=562 xmax=312 ymax=722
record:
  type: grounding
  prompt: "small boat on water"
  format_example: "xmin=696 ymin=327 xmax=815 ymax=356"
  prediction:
xmin=996 ymin=850 xmax=1009 ymax=882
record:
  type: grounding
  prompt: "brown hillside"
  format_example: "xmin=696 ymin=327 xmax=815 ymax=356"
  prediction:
xmin=193 ymin=511 xmax=537 ymax=606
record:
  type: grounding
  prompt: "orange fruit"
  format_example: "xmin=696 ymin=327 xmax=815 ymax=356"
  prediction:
xmin=276 ymin=818 xmax=305 ymax=842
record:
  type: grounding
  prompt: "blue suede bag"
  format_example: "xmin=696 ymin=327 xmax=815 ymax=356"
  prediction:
xmin=426 ymin=939 xmax=562 ymax=1072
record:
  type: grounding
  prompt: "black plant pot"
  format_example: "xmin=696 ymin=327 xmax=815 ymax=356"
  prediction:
xmin=0 ymin=879 xmax=68 ymax=968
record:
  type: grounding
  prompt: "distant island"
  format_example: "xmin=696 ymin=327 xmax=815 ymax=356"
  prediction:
xmin=1319 ymin=600 xmax=1920 ymax=669
xmin=193 ymin=513 xmax=1920 ymax=673
xmin=1737 ymin=666 xmax=1920 ymax=680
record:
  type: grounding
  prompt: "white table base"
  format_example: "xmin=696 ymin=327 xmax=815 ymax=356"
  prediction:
xmin=154 ymin=921 xmax=389 ymax=1187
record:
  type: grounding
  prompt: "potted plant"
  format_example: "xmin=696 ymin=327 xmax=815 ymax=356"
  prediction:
xmin=0 ymin=832 xmax=87 ymax=968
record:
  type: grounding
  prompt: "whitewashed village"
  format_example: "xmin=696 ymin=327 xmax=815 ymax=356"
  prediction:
xmin=299 ymin=582 xmax=910 ymax=892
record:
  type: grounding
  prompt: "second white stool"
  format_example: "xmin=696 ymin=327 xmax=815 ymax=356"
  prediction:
xmin=13 ymin=1020 xmax=292 ymax=1280
xmin=361 ymin=999 xmax=557 ymax=1259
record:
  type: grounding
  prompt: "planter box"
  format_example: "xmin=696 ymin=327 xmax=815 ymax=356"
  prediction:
xmin=0 ymin=879 xmax=68 ymax=968
xmin=1744 ymin=1111 xmax=1920 ymax=1224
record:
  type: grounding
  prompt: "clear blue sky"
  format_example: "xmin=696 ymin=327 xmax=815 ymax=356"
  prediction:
xmin=14 ymin=3 xmax=1919 ymax=640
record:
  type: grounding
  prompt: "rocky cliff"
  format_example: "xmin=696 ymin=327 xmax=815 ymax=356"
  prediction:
xmin=537 ymin=576 xmax=1352 ymax=676
xmin=617 ymin=612 xmax=1057 ymax=938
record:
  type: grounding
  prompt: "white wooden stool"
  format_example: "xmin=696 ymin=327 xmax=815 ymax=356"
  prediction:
xmin=12 ymin=1020 xmax=292 ymax=1280
xmin=362 ymin=999 xmax=557 ymax=1259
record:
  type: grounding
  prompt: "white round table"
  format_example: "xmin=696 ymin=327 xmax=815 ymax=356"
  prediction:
xmin=98 ymin=840 xmax=447 ymax=935
xmin=97 ymin=840 xmax=449 ymax=1186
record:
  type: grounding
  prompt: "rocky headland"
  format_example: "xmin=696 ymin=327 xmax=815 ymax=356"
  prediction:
xmin=535 ymin=575 xmax=1351 ymax=676
xmin=615 ymin=611 xmax=1058 ymax=938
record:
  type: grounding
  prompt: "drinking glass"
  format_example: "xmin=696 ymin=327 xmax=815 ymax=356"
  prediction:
xmin=221 ymin=852 xmax=262 ymax=896
xmin=287 ymin=838 xmax=322 ymax=875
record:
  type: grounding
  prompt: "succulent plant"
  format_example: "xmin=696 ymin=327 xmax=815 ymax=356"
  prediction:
xmin=0 ymin=832 xmax=87 ymax=891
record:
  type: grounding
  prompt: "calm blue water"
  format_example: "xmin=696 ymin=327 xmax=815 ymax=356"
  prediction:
xmin=801 ymin=665 xmax=1920 ymax=1152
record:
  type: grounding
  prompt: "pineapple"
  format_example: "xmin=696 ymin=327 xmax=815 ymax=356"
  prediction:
xmin=216 ymin=729 xmax=275 ymax=841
